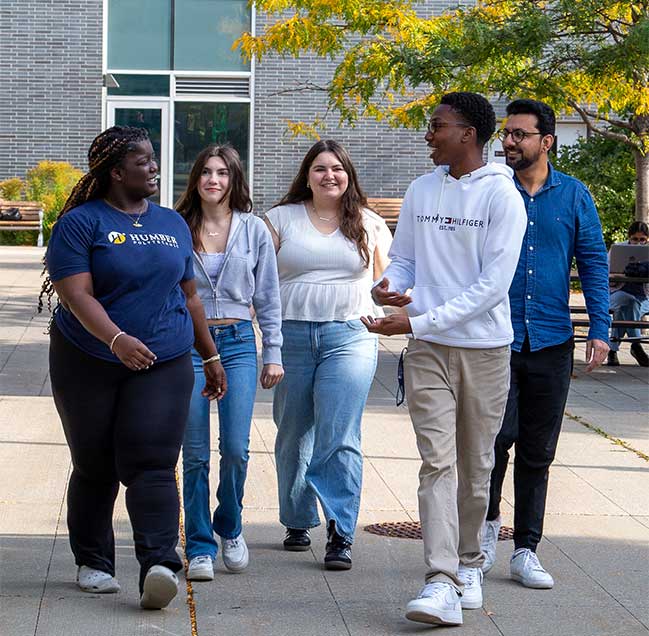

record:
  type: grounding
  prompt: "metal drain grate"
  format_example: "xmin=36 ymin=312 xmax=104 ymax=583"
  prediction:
xmin=364 ymin=521 xmax=514 ymax=541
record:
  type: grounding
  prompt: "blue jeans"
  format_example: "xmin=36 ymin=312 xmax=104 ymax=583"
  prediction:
xmin=182 ymin=321 xmax=257 ymax=560
xmin=609 ymin=290 xmax=649 ymax=351
xmin=273 ymin=320 xmax=378 ymax=543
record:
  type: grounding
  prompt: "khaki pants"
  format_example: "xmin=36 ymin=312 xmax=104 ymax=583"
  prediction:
xmin=404 ymin=339 xmax=510 ymax=591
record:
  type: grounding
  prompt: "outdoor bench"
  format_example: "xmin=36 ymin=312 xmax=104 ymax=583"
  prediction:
xmin=0 ymin=199 xmax=44 ymax=247
xmin=367 ymin=197 xmax=402 ymax=233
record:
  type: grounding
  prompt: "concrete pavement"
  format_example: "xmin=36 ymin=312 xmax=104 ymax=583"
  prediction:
xmin=1 ymin=245 xmax=648 ymax=636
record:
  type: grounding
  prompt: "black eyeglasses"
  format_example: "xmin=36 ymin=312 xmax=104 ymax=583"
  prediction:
xmin=498 ymin=128 xmax=544 ymax=143
xmin=396 ymin=347 xmax=407 ymax=407
xmin=427 ymin=120 xmax=471 ymax=134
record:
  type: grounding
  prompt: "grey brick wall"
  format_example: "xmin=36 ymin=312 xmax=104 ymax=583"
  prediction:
xmin=0 ymin=0 xmax=102 ymax=180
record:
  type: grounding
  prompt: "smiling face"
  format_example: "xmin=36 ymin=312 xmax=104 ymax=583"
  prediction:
xmin=307 ymin=151 xmax=349 ymax=204
xmin=424 ymin=104 xmax=472 ymax=166
xmin=501 ymin=113 xmax=554 ymax=171
xmin=112 ymin=140 xmax=158 ymax=198
xmin=198 ymin=156 xmax=230 ymax=207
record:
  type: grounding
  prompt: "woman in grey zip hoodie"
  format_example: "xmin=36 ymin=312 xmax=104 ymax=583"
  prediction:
xmin=176 ymin=145 xmax=283 ymax=581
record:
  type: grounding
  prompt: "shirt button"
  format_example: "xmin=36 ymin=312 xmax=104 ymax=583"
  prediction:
xmin=527 ymin=295 xmax=531 ymax=299
xmin=528 ymin=269 xmax=533 ymax=274
xmin=529 ymin=246 xmax=534 ymax=250
xmin=530 ymin=198 xmax=534 ymax=202
xmin=525 ymin=319 xmax=530 ymax=324
xmin=529 ymin=221 xmax=534 ymax=226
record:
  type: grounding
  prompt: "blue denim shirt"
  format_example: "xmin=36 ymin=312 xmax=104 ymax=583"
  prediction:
xmin=509 ymin=163 xmax=610 ymax=352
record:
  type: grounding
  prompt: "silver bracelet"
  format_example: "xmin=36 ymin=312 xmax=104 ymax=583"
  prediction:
xmin=109 ymin=331 xmax=126 ymax=353
xmin=202 ymin=353 xmax=221 ymax=365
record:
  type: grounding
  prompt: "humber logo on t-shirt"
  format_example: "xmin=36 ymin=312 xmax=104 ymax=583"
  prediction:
xmin=107 ymin=231 xmax=126 ymax=244
xmin=106 ymin=231 xmax=179 ymax=248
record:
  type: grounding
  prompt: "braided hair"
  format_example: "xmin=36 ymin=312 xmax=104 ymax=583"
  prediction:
xmin=38 ymin=126 xmax=150 ymax=313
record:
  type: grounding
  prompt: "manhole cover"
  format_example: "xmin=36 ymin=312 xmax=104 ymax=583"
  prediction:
xmin=364 ymin=521 xmax=514 ymax=541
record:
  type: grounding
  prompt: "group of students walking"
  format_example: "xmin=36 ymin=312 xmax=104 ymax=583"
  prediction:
xmin=42 ymin=92 xmax=614 ymax=624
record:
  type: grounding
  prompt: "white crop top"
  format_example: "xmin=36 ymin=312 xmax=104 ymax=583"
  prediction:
xmin=265 ymin=203 xmax=392 ymax=321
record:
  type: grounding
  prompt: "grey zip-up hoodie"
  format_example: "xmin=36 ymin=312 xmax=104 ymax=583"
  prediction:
xmin=193 ymin=211 xmax=282 ymax=366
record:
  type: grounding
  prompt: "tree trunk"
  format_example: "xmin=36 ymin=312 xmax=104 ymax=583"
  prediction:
xmin=635 ymin=150 xmax=649 ymax=223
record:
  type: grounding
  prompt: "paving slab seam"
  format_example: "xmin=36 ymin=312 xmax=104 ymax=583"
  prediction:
xmin=544 ymin=534 xmax=649 ymax=631
xmin=565 ymin=410 xmax=649 ymax=462
xmin=33 ymin=461 xmax=70 ymax=636
xmin=363 ymin=455 xmax=418 ymax=523
xmin=574 ymin=372 xmax=648 ymax=403
xmin=0 ymin=320 xmax=29 ymax=374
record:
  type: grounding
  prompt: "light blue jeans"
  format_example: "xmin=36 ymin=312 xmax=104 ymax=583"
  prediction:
xmin=273 ymin=320 xmax=378 ymax=544
xmin=609 ymin=290 xmax=649 ymax=351
xmin=182 ymin=321 xmax=257 ymax=560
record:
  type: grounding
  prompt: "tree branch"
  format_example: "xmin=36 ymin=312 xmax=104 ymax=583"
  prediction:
xmin=568 ymin=100 xmax=640 ymax=151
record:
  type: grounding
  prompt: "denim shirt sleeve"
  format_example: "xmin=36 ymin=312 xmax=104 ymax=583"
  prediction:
xmin=574 ymin=188 xmax=611 ymax=342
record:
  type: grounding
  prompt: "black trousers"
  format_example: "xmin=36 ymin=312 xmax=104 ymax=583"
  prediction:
xmin=49 ymin=323 xmax=193 ymax=591
xmin=486 ymin=337 xmax=573 ymax=550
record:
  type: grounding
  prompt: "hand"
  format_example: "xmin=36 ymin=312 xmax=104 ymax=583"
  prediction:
xmin=585 ymin=338 xmax=609 ymax=373
xmin=112 ymin=334 xmax=157 ymax=371
xmin=260 ymin=363 xmax=284 ymax=389
xmin=360 ymin=314 xmax=413 ymax=336
xmin=371 ymin=277 xmax=412 ymax=307
xmin=203 ymin=360 xmax=227 ymax=400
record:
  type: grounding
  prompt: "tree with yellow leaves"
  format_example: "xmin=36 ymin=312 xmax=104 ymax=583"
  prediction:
xmin=238 ymin=0 xmax=649 ymax=221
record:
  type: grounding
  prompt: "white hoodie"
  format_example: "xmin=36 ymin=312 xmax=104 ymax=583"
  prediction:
xmin=382 ymin=163 xmax=527 ymax=348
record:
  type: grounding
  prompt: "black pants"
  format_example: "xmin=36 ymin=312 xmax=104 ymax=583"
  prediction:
xmin=49 ymin=323 xmax=194 ymax=591
xmin=486 ymin=337 xmax=573 ymax=550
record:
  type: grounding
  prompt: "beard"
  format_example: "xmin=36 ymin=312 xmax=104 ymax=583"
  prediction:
xmin=505 ymin=148 xmax=542 ymax=171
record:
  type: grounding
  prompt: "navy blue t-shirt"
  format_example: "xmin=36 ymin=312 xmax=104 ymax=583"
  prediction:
xmin=46 ymin=200 xmax=195 ymax=362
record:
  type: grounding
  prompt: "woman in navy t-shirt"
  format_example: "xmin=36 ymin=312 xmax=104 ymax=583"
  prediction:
xmin=42 ymin=126 xmax=226 ymax=610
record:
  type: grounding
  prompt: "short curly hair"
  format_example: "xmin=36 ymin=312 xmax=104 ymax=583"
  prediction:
xmin=440 ymin=92 xmax=496 ymax=146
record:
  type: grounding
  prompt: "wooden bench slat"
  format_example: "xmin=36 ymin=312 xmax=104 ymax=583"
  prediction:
xmin=0 ymin=199 xmax=45 ymax=246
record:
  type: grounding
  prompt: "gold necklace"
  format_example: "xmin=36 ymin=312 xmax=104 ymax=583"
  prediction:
xmin=105 ymin=199 xmax=148 ymax=228
xmin=311 ymin=202 xmax=336 ymax=223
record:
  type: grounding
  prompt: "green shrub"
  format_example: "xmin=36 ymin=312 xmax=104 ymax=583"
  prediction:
xmin=554 ymin=134 xmax=635 ymax=246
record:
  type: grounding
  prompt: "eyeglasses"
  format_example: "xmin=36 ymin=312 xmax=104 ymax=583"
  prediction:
xmin=498 ymin=128 xmax=544 ymax=143
xmin=427 ymin=119 xmax=471 ymax=134
xmin=396 ymin=347 xmax=407 ymax=407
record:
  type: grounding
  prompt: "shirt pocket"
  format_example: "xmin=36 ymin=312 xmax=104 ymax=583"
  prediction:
xmin=220 ymin=256 xmax=254 ymax=302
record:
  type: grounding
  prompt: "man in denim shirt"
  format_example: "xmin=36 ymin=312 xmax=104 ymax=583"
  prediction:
xmin=480 ymin=99 xmax=610 ymax=589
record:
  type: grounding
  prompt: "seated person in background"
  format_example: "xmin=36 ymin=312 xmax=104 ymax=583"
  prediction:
xmin=608 ymin=221 xmax=649 ymax=367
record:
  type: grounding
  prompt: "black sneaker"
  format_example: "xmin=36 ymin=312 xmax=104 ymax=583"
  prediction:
xmin=607 ymin=351 xmax=620 ymax=366
xmin=283 ymin=528 xmax=311 ymax=552
xmin=630 ymin=343 xmax=649 ymax=367
xmin=324 ymin=522 xmax=352 ymax=570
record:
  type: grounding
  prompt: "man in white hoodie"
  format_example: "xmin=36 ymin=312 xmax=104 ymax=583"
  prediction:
xmin=363 ymin=92 xmax=527 ymax=626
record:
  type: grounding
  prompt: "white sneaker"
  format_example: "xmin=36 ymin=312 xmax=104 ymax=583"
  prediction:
xmin=510 ymin=548 xmax=554 ymax=589
xmin=405 ymin=582 xmax=463 ymax=625
xmin=458 ymin=564 xmax=483 ymax=609
xmin=140 ymin=565 xmax=179 ymax=609
xmin=222 ymin=534 xmax=249 ymax=572
xmin=76 ymin=565 xmax=120 ymax=594
xmin=480 ymin=516 xmax=501 ymax=574
xmin=187 ymin=555 xmax=214 ymax=581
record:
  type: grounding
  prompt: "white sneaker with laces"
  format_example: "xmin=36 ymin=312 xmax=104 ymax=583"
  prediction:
xmin=510 ymin=548 xmax=554 ymax=589
xmin=480 ymin=516 xmax=501 ymax=574
xmin=77 ymin=565 xmax=120 ymax=594
xmin=187 ymin=555 xmax=214 ymax=581
xmin=458 ymin=564 xmax=483 ymax=609
xmin=222 ymin=534 xmax=249 ymax=572
xmin=140 ymin=565 xmax=179 ymax=609
xmin=405 ymin=581 xmax=463 ymax=625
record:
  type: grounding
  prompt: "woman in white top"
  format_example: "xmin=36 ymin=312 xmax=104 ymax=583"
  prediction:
xmin=264 ymin=139 xmax=392 ymax=570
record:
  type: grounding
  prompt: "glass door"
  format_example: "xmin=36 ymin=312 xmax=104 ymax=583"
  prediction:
xmin=106 ymin=100 xmax=170 ymax=206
